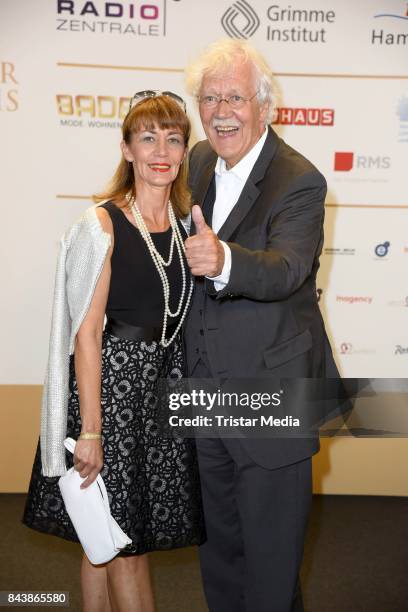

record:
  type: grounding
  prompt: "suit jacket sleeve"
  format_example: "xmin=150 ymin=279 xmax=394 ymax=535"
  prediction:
xmin=211 ymin=171 xmax=326 ymax=302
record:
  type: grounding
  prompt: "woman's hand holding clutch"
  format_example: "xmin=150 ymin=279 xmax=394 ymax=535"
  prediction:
xmin=74 ymin=439 xmax=103 ymax=489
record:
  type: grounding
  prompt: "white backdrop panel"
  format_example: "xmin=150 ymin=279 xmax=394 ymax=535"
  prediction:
xmin=0 ymin=0 xmax=406 ymax=383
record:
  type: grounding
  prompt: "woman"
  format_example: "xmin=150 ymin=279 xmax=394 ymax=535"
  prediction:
xmin=23 ymin=92 xmax=205 ymax=612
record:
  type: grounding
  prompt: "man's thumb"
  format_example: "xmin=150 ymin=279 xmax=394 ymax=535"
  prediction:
xmin=192 ymin=204 xmax=208 ymax=234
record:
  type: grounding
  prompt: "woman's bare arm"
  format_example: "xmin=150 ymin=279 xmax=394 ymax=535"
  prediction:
xmin=73 ymin=207 xmax=114 ymax=488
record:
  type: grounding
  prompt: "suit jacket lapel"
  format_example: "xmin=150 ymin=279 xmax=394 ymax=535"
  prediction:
xmin=191 ymin=157 xmax=216 ymax=235
xmin=193 ymin=157 xmax=216 ymax=208
xmin=217 ymin=127 xmax=280 ymax=241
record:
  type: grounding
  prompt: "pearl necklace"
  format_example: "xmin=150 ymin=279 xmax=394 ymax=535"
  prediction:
xmin=128 ymin=197 xmax=194 ymax=348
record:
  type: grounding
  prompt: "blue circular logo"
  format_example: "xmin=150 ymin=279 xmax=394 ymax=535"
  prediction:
xmin=375 ymin=241 xmax=390 ymax=257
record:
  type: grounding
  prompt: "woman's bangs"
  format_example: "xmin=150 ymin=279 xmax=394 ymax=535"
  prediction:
xmin=126 ymin=97 xmax=189 ymax=140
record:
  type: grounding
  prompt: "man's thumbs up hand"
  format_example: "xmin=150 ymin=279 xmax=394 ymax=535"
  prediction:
xmin=192 ymin=204 xmax=210 ymax=235
xmin=185 ymin=205 xmax=225 ymax=277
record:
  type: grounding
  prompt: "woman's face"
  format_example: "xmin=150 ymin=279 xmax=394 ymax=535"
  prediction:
xmin=122 ymin=124 xmax=186 ymax=190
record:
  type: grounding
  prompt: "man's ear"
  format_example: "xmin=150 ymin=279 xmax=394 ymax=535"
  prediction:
xmin=120 ymin=140 xmax=133 ymax=162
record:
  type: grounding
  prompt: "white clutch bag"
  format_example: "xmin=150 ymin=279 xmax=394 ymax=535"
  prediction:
xmin=58 ymin=437 xmax=132 ymax=564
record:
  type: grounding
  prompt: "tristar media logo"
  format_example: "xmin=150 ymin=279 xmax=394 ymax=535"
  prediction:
xmin=272 ymin=107 xmax=334 ymax=126
xmin=397 ymin=95 xmax=408 ymax=143
xmin=221 ymin=0 xmax=260 ymax=39
xmin=56 ymin=0 xmax=166 ymax=36
xmin=372 ymin=2 xmax=408 ymax=45
xmin=333 ymin=152 xmax=391 ymax=172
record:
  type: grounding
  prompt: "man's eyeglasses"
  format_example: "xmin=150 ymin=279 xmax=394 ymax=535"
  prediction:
xmin=129 ymin=90 xmax=186 ymax=112
xmin=197 ymin=92 xmax=259 ymax=109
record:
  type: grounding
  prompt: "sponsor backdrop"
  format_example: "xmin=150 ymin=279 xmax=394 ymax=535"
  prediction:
xmin=0 ymin=1 xmax=407 ymax=491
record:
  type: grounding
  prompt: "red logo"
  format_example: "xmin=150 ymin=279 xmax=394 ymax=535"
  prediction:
xmin=336 ymin=295 xmax=373 ymax=304
xmin=273 ymin=108 xmax=334 ymax=126
xmin=340 ymin=342 xmax=353 ymax=354
xmin=334 ymin=152 xmax=354 ymax=171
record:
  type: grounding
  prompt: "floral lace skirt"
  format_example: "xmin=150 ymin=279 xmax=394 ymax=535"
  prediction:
xmin=23 ymin=330 xmax=206 ymax=555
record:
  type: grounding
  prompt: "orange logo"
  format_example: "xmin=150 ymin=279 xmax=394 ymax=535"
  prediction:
xmin=0 ymin=62 xmax=19 ymax=111
xmin=56 ymin=95 xmax=131 ymax=119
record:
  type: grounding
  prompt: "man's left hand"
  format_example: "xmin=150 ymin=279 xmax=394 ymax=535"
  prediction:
xmin=185 ymin=205 xmax=225 ymax=277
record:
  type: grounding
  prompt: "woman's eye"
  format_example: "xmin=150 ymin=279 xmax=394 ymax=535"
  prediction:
xmin=168 ymin=137 xmax=182 ymax=145
xmin=142 ymin=135 xmax=155 ymax=142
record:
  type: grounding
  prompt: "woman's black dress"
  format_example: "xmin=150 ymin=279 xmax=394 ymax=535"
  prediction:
xmin=23 ymin=202 xmax=205 ymax=555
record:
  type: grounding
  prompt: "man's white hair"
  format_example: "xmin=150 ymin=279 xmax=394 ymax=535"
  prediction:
xmin=185 ymin=39 xmax=276 ymax=125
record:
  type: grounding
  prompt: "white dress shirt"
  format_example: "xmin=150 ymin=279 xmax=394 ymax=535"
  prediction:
xmin=208 ymin=128 xmax=268 ymax=290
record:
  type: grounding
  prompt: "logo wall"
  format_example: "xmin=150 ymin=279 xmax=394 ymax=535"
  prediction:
xmin=221 ymin=0 xmax=260 ymax=39
xmin=56 ymin=94 xmax=131 ymax=128
xmin=0 ymin=62 xmax=18 ymax=112
xmin=333 ymin=152 xmax=391 ymax=183
xmin=340 ymin=342 xmax=353 ymax=354
xmin=272 ymin=108 xmax=334 ymax=126
xmin=334 ymin=152 xmax=391 ymax=172
xmin=372 ymin=3 xmax=408 ymax=45
xmin=221 ymin=1 xmax=337 ymax=42
xmin=338 ymin=342 xmax=375 ymax=355
xmin=56 ymin=0 xmax=166 ymax=36
xmin=324 ymin=246 xmax=356 ymax=256
xmin=374 ymin=241 xmax=390 ymax=258
xmin=336 ymin=295 xmax=373 ymax=304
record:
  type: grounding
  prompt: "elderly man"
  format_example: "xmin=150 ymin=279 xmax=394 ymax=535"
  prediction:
xmin=184 ymin=40 xmax=339 ymax=612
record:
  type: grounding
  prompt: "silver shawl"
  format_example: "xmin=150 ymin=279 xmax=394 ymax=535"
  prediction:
xmin=40 ymin=206 xmax=111 ymax=476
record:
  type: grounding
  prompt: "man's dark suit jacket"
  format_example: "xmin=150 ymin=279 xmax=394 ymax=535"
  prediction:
xmin=185 ymin=126 xmax=340 ymax=469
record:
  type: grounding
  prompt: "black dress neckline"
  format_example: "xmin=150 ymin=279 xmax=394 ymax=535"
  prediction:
xmin=106 ymin=204 xmax=173 ymax=235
